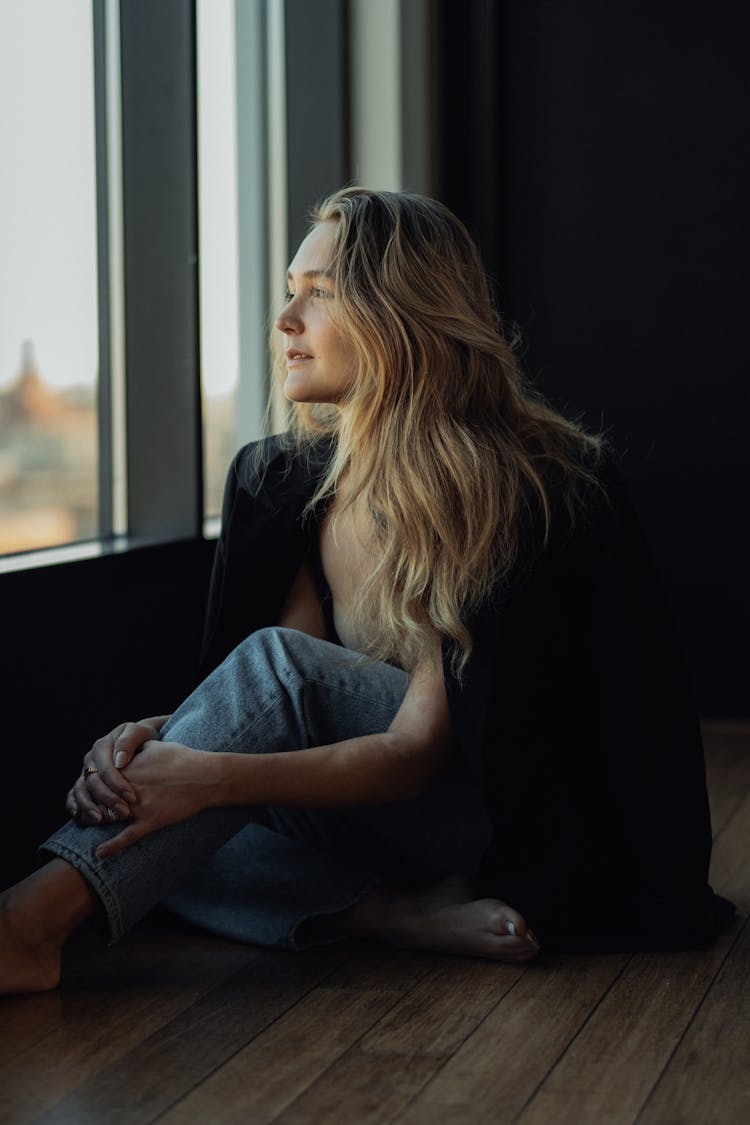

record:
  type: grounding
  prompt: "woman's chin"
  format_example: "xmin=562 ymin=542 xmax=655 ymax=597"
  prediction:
xmin=283 ymin=378 xmax=337 ymax=406
xmin=282 ymin=376 xmax=312 ymax=402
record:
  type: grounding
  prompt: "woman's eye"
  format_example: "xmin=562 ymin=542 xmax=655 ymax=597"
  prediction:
xmin=283 ymin=285 xmax=331 ymax=302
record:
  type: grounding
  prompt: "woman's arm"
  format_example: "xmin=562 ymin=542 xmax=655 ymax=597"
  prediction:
xmin=95 ymin=640 xmax=453 ymax=858
xmin=211 ymin=641 xmax=453 ymax=808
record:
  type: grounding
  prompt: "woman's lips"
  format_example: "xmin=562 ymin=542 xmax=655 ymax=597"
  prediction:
xmin=286 ymin=349 xmax=312 ymax=363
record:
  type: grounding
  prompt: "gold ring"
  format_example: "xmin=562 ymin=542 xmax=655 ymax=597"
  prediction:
xmin=83 ymin=764 xmax=99 ymax=778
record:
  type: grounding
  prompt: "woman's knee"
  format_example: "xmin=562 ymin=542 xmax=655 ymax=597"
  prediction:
xmin=232 ymin=625 xmax=302 ymax=669
xmin=168 ymin=628 xmax=309 ymax=753
xmin=216 ymin=627 xmax=318 ymax=702
xmin=233 ymin=626 xmax=334 ymax=674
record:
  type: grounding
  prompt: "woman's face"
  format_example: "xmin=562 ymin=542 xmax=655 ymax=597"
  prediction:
xmin=276 ymin=222 xmax=356 ymax=405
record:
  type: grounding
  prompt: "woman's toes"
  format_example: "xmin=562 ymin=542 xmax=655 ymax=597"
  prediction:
xmin=487 ymin=901 xmax=526 ymax=937
xmin=485 ymin=902 xmax=540 ymax=957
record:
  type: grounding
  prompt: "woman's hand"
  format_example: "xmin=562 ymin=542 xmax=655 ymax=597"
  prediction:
xmin=68 ymin=716 xmax=170 ymax=826
xmin=94 ymin=740 xmax=220 ymax=859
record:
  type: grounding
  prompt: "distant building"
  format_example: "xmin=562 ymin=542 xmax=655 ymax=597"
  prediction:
xmin=0 ymin=341 xmax=240 ymax=553
xmin=0 ymin=341 xmax=97 ymax=553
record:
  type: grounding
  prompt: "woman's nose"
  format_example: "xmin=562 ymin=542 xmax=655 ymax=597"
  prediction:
xmin=275 ymin=300 xmax=302 ymax=334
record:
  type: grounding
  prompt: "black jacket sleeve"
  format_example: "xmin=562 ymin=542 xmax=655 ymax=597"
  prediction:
xmin=199 ymin=436 xmax=323 ymax=679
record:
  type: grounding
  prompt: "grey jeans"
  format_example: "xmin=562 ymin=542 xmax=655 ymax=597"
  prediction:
xmin=41 ymin=627 xmax=492 ymax=950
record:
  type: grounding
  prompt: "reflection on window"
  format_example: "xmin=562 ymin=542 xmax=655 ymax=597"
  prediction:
xmin=0 ymin=0 xmax=98 ymax=555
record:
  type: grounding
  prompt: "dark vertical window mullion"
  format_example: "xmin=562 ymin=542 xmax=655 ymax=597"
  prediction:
xmin=119 ymin=0 xmax=203 ymax=541
xmin=284 ymin=0 xmax=349 ymax=259
xmin=92 ymin=0 xmax=113 ymax=540
xmin=234 ymin=0 xmax=270 ymax=451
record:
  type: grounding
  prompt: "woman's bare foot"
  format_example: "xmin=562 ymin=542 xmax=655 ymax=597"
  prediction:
xmin=341 ymin=874 xmax=540 ymax=962
xmin=0 ymin=861 xmax=96 ymax=996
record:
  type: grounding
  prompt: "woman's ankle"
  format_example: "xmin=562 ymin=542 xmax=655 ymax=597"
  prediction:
xmin=3 ymin=858 xmax=96 ymax=952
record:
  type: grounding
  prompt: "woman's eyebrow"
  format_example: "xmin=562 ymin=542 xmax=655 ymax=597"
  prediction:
xmin=286 ymin=268 xmax=335 ymax=281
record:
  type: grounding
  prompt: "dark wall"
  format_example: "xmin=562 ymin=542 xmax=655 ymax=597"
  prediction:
xmin=0 ymin=540 xmax=215 ymax=886
xmin=436 ymin=0 xmax=749 ymax=717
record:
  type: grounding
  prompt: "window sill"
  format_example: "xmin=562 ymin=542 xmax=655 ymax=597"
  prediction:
xmin=0 ymin=522 xmax=220 ymax=577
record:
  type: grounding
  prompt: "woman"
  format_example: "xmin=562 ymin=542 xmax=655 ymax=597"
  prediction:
xmin=0 ymin=189 xmax=729 ymax=994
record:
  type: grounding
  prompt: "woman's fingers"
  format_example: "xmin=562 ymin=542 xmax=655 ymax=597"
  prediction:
xmin=71 ymin=773 xmax=105 ymax=822
xmin=87 ymin=731 xmax=137 ymax=803
xmin=75 ymin=765 xmax=131 ymax=816
xmin=83 ymin=755 xmax=134 ymax=806
xmin=68 ymin=781 xmax=132 ymax=828
xmin=111 ymin=721 xmax=154 ymax=769
xmin=73 ymin=754 xmax=131 ymax=823
xmin=68 ymin=719 xmax=166 ymax=827
xmin=82 ymin=772 xmax=132 ymax=818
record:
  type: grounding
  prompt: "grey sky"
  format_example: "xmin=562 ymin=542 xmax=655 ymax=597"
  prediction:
xmin=0 ymin=0 xmax=239 ymax=396
xmin=0 ymin=0 xmax=97 ymax=389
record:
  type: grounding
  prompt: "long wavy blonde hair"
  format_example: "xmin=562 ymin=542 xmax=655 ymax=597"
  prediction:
xmin=270 ymin=187 xmax=608 ymax=678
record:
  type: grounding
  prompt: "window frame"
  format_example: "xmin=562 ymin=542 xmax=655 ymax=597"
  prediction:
xmin=117 ymin=0 xmax=203 ymax=540
xmin=2 ymin=0 xmax=432 ymax=575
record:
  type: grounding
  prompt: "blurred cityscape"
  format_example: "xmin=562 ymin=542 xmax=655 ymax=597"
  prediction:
xmin=0 ymin=342 xmax=237 ymax=556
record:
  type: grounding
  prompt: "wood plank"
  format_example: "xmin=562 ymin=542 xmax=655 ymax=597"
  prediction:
xmin=0 ymin=989 xmax=66 ymax=1070
xmin=515 ymin=940 xmax=736 ymax=1125
xmin=275 ymin=958 xmax=527 ymax=1124
xmin=0 ymin=913 xmax=250 ymax=1068
xmin=396 ymin=954 xmax=628 ymax=1124
xmin=702 ymin=724 xmax=750 ymax=836
xmin=0 ymin=919 xmax=258 ymax=1122
xmin=0 ymin=922 xmax=119 ymax=1068
xmin=511 ymin=783 xmax=750 ymax=1125
xmin=160 ymin=947 xmax=437 ymax=1125
xmin=279 ymin=1048 xmax=443 ymax=1124
xmin=26 ymin=943 xmax=347 ymax=1125
xmin=360 ymin=957 xmax=525 ymax=1057
xmin=638 ymin=917 xmax=750 ymax=1125
xmin=312 ymin=943 xmax=440 ymax=993
xmin=702 ymin=722 xmax=750 ymax=739
xmin=635 ymin=779 xmax=750 ymax=1125
xmin=709 ymin=787 xmax=750 ymax=916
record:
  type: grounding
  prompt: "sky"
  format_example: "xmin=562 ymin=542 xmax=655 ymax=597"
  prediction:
xmin=0 ymin=0 xmax=239 ymax=396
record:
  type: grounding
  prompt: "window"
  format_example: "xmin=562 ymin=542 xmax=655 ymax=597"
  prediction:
xmin=0 ymin=0 xmax=359 ymax=564
xmin=197 ymin=0 xmax=280 ymax=521
xmin=0 ymin=0 xmax=99 ymax=555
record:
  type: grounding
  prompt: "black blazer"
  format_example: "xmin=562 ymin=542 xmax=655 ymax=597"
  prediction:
xmin=201 ymin=434 xmax=734 ymax=952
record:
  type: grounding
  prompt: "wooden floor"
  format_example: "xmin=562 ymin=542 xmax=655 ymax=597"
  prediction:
xmin=2 ymin=724 xmax=749 ymax=1124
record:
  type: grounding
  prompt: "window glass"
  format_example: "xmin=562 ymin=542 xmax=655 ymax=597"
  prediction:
xmin=0 ymin=0 xmax=99 ymax=554
xmin=197 ymin=0 xmax=240 ymax=519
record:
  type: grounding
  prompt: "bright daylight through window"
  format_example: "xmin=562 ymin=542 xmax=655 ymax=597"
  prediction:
xmin=0 ymin=0 xmax=99 ymax=555
xmin=197 ymin=0 xmax=241 ymax=519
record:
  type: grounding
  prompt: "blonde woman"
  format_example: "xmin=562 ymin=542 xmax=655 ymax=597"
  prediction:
xmin=0 ymin=189 xmax=730 ymax=994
